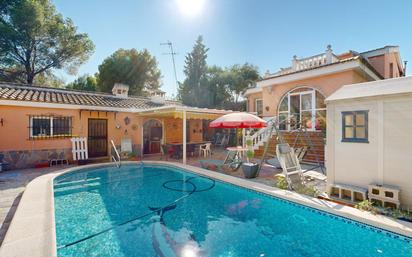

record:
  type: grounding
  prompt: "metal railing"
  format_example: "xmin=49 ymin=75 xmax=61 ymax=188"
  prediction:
xmin=110 ymin=140 xmax=121 ymax=168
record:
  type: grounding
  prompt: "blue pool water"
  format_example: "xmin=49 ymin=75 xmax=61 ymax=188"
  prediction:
xmin=54 ymin=164 xmax=412 ymax=257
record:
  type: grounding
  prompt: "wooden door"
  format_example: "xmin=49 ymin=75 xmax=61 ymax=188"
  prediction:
xmin=88 ymin=119 xmax=108 ymax=158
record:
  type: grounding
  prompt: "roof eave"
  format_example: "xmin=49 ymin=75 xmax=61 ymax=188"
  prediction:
xmin=255 ymin=59 xmax=381 ymax=89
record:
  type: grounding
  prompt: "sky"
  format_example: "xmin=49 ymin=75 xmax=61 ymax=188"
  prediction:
xmin=53 ymin=0 xmax=412 ymax=96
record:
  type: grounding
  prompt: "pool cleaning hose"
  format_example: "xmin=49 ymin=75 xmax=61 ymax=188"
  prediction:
xmin=57 ymin=176 xmax=215 ymax=250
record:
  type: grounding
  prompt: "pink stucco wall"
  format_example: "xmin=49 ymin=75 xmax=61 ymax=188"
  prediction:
xmin=248 ymin=69 xmax=372 ymax=117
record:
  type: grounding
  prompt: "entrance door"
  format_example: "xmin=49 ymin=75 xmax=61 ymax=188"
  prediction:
xmin=88 ymin=119 xmax=108 ymax=158
xmin=143 ymin=119 xmax=163 ymax=154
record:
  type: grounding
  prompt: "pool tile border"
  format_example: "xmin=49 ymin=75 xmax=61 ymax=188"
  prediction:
xmin=0 ymin=161 xmax=411 ymax=257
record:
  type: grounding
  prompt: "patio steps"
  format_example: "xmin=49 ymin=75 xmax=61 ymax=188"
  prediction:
xmin=254 ymin=131 xmax=325 ymax=164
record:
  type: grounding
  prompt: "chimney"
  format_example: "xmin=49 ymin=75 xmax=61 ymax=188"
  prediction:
xmin=149 ymin=89 xmax=166 ymax=104
xmin=112 ymin=83 xmax=129 ymax=98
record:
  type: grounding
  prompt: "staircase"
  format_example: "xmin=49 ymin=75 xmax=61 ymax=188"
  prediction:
xmin=254 ymin=131 xmax=325 ymax=164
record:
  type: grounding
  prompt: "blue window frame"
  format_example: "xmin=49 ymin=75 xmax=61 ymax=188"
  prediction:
xmin=341 ymin=111 xmax=369 ymax=143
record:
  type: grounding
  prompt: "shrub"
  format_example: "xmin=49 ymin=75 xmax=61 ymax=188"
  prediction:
xmin=295 ymin=184 xmax=319 ymax=197
xmin=275 ymin=176 xmax=288 ymax=190
xmin=355 ymin=200 xmax=379 ymax=214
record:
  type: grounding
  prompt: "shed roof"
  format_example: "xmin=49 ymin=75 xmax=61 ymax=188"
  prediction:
xmin=326 ymin=76 xmax=412 ymax=102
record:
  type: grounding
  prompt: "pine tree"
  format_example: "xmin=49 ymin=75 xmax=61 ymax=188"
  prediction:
xmin=178 ymin=36 xmax=209 ymax=107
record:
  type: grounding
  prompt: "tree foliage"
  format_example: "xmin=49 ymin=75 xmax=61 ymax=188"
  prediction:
xmin=97 ymin=48 xmax=161 ymax=95
xmin=66 ymin=74 xmax=97 ymax=92
xmin=33 ymin=71 xmax=65 ymax=88
xmin=0 ymin=0 xmax=95 ymax=85
xmin=178 ymin=36 xmax=209 ymax=107
xmin=178 ymin=36 xmax=260 ymax=110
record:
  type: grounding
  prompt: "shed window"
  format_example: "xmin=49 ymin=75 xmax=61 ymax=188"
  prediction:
xmin=29 ymin=116 xmax=73 ymax=139
xmin=342 ymin=111 xmax=368 ymax=143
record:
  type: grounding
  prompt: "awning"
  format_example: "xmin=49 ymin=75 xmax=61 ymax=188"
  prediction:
xmin=137 ymin=106 xmax=232 ymax=120
xmin=137 ymin=106 xmax=232 ymax=165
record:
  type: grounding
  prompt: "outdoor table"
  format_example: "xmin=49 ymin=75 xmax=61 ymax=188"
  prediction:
xmin=226 ymin=146 xmax=248 ymax=159
xmin=167 ymin=141 xmax=212 ymax=159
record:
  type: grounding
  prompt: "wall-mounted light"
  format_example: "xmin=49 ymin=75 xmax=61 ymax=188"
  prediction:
xmin=0 ymin=118 xmax=3 ymax=126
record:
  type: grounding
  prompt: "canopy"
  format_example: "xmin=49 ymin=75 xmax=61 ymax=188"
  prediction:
xmin=209 ymin=112 xmax=267 ymax=128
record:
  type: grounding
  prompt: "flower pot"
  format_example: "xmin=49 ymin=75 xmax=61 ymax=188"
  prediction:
xmin=242 ymin=163 xmax=259 ymax=178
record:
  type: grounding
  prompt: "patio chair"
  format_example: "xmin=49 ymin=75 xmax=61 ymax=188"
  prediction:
xmin=215 ymin=134 xmax=229 ymax=148
xmin=199 ymin=150 xmax=242 ymax=173
xmin=199 ymin=143 xmax=212 ymax=157
xmin=120 ymin=138 xmax=133 ymax=160
xmin=266 ymin=146 xmax=307 ymax=169
xmin=275 ymin=143 xmax=305 ymax=190
xmin=187 ymin=144 xmax=196 ymax=157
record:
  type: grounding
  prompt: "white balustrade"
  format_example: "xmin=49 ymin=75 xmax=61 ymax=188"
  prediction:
xmin=246 ymin=117 xmax=277 ymax=150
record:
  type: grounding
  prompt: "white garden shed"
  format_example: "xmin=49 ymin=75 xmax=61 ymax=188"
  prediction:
xmin=325 ymin=76 xmax=412 ymax=208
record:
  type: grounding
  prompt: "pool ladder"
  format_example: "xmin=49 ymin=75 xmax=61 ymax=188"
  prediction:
xmin=110 ymin=140 xmax=121 ymax=168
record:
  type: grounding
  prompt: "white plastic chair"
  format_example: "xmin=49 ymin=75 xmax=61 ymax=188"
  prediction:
xmin=120 ymin=138 xmax=133 ymax=159
xmin=199 ymin=143 xmax=211 ymax=157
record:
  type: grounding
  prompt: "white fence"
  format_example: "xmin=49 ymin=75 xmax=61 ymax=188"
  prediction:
xmin=71 ymin=137 xmax=88 ymax=161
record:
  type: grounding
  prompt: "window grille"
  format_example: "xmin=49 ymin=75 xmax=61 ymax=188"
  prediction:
xmin=29 ymin=115 xmax=73 ymax=139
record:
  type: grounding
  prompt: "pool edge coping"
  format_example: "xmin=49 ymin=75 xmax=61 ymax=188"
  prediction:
xmin=0 ymin=161 xmax=411 ymax=257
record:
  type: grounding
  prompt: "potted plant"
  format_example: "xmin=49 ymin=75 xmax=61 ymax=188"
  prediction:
xmin=242 ymin=137 xmax=259 ymax=178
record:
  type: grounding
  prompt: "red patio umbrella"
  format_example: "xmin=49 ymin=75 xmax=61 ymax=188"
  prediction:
xmin=209 ymin=112 xmax=267 ymax=128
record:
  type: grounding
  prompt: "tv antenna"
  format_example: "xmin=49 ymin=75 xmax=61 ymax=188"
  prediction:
xmin=161 ymin=41 xmax=179 ymax=90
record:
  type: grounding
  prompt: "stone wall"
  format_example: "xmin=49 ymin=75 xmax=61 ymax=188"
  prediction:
xmin=0 ymin=148 xmax=72 ymax=170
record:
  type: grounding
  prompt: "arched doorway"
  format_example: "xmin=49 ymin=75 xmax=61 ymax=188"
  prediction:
xmin=143 ymin=119 xmax=163 ymax=154
xmin=278 ymin=87 xmax=326 ymax=131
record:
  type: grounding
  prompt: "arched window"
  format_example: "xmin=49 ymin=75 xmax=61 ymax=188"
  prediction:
xmin=278 ymin=87 xmax=326 ymax=131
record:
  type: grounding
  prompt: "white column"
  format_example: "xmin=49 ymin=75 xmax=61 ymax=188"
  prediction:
xmin=183 ymin=110 xmax=187 ymax=164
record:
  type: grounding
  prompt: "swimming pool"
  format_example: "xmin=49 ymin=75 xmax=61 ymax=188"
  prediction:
xmin=54 ymin=163 xmax=412 ymax=257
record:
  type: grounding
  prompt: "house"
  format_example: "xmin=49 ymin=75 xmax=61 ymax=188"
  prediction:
xmin=0 ymin=83 xmax=230 ymax=169
xmin=244 ymin=45 xmax=405 ymax=162
xmin=325 ymin=76 xmax=412 ymax=208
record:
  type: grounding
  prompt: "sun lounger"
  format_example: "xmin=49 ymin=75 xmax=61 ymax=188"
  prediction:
xmin=266 ymin=146 xmax=307 ymax=169
xmin=276 ymin=143 xmax=305 ymax=190
xmin=199 ymin=151 xmax=242 ymax=172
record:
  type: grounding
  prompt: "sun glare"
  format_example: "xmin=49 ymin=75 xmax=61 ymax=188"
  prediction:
xmin=176 ymin=0 xmax=206 ymax=17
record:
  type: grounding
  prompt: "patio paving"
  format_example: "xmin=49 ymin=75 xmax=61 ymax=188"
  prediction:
xmin=0 ymin=148 xmax=326 ymax=246
xmin=0 ymin=165 xmax=74 ymax=246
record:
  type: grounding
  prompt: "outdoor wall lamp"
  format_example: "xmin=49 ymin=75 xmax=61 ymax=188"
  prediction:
xmin=0 ymin=118 xmax=3 ymax=126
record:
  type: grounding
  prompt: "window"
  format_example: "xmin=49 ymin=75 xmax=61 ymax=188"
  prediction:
xmin=29 ymin=116 xmax=73 ymax=139
xmin=278 ymin=87 xmax=326 ymax=131
xmin=389 ymin=63 xmax=394 ymax=78
xmin=342 ymin=111 xmax=368 ymax=143
xmin=255 ymin=99 xmax=263 ymax=116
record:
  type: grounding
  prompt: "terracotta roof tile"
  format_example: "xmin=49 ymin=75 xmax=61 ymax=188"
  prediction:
xmin=0 ymin=83 xmax=181 ymax=110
